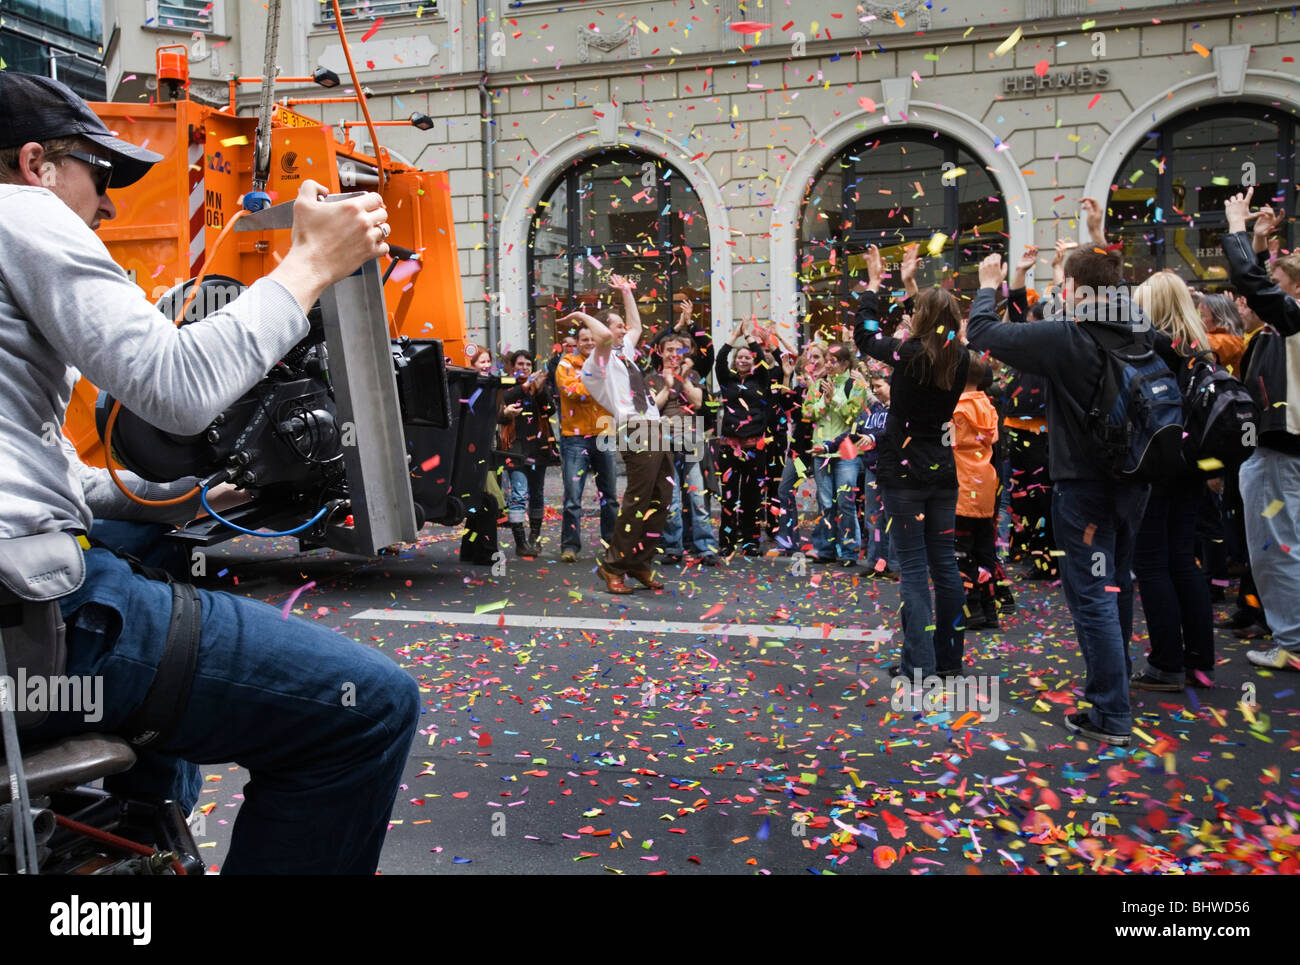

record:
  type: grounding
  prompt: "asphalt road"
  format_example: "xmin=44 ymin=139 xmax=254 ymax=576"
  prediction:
xmin=185 ymin=489 xmax=1299 ymax=876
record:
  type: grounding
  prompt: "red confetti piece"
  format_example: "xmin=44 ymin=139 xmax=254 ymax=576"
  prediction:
xmin=729 ymin=21 xmax=773 ymax=33
xmin=478 ymin=732 xmax=492 ymax=747
xmin=1033 ymin=60 xmax=1050 ymax=77
xmin=421 ymin=454 xmax=441 ymax=472
xmin=1086 ymin=94 xmax=1101 ymax=109
xmin=873 ymin=845 xmax=897 ymax=869
xmin=361 ymin=18 xmax=384 ymax=42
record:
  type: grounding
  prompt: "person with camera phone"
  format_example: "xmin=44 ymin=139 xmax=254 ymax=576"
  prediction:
xmin=0 ymin=73 xmax=420 ymax=874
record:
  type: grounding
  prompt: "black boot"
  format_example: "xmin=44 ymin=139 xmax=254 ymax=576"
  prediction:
xmin=511 ymin=523 xmax=536 ymax=558
xmin=528 ymin=514 xmax=544 ymax=555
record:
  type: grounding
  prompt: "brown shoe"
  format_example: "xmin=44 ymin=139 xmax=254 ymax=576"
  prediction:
xmin=626 ymin=567 xmax=664 ymax=590
xmin=597 ymin=563 xmax=633 ymax=595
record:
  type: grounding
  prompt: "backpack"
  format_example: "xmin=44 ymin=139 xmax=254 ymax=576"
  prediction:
xmin=1080 ymin=323 xmax=1184 ymax=482
xmin=1176 ymin=354 xmax=1258 ymax=468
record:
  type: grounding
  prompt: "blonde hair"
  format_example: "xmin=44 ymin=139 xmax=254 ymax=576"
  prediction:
xmin=1132 ymin=271 xmax=1212 ymax=357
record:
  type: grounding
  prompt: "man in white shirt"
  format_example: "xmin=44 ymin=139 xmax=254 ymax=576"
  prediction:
xmin=562 ymin=277 xmax=673 ymax=594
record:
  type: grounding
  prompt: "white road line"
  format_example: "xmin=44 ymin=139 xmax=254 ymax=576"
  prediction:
xmin=354 ymin=608 xmax=893 ymax=642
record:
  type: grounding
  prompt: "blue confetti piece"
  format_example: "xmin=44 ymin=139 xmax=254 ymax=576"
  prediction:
xmin=757 ymin=818 xmax=771 ymax=841
xmin=453 ymin=857 xmax=472 ymax=864
xmin=217 ymin=568 xmax=228 ymax=577
xmin=467 ymin=388 xmax=483 ymax=411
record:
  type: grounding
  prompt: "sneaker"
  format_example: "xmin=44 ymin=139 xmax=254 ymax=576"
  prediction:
xmin=561 ymin=549 xmax=578 ymax=563
xmin=874 ymin=568 xmax=900 ymax=582
xmin=662 ymin=553 xmax=684 ymax=565
xmin=1064 ymin=711 xmax=1130 ymax=746
xmin=811 ymin=555 xmax=836 ymax=565
xmin=1130 ymin=669 xmax=1182 ymax=692
xmin=1245 ymin=646 xmax=1300 ymax=671
xmin=1185 ymin=669 xmax=1215 ymax=689
xmin=699 ymin=553 xmax=720 ymax=567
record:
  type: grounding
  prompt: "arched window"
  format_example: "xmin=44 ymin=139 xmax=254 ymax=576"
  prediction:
xmin=1109 ymin=106 xmax=1299 ymax=284
xmin=798 ymin=130 xmax=1007 ymax=339
xmin=528 ymin=151 xmax=710 ymax=353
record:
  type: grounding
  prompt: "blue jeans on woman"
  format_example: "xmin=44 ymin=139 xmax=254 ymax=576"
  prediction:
xmin=883 ymin=485 xmax=966 ymax=677
xmin=507 ymin=464 xmax=547 ymax=524
xmin=28 ymin=548 xmax=421 ymax=874
xmin=811 ymin=455 xmax=861 ymax=560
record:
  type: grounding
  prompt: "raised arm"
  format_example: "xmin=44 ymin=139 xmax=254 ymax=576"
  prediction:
xmin=1224 ymin=189 xmax=1300 ymax=337
xmin=609 ymin=274 xmax=641 ymax=347
xmin=1080 ymin=197 xmax=1108 ymax=249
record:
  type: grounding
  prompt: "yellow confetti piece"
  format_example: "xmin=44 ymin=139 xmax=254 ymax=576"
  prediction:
xmin=1196 ymin=457 xmax=1224 ymax=472
xmin=1262 ymin=499 xmax=1286 ymax=519
xmin=220 ymin=135 xmax=249 ymax=147
xmin=926 ymin=232 xmax=949 ymax=256
xmin=1080 ymin=20 xmax=1096 ymax=30
xmin=940 ymin=166 xmax=967 ymax=183
xmin=995 ymin=27 xmax=1023 ymax=57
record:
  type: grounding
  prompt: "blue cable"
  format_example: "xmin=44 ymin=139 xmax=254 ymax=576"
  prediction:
xmin=199 ymin=486 xmax=331 ymax=537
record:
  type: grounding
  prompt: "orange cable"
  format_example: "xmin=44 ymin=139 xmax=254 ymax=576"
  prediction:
xmin=330 ymin=0 xmax=387 ymax=193
xmin=105 ymin=209 xmax=246 ymax=506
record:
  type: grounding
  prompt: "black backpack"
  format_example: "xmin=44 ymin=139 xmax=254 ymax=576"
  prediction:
xmin=1176 ymin=354 xmax=1258 ymax=468
xmin=1080 ymin=323 xmax=1184 ymax=482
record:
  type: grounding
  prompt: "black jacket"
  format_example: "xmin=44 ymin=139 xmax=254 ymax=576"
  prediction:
xmin=855 ymin=289 xmax=971 ymax=490
xmin=715 ymin=340 xmax=774 ymax=439
xmin=966 ymin=285 xmax=1158 ymax=482
xmin=1223 ymin=231 xmax=1300 ymax=456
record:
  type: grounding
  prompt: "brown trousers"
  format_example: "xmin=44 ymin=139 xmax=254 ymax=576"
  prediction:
xmin=605 ymin=446 xmax=675 ymax=573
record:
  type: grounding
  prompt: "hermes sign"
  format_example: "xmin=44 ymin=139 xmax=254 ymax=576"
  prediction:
xmin=1002 ymin=66 xmax=1111 ymax=95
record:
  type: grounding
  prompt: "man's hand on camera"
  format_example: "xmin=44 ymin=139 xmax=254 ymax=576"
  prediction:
xmin=270 ymin=180 xmax=391 ymax=313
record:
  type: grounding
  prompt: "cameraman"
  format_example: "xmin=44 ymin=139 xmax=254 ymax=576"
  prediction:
xmin=0 ymin=73 xmax=419 ymax=874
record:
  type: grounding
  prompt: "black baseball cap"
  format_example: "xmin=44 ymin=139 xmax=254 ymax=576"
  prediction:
xmin=0 ymin=71 xmax=163 ymax=188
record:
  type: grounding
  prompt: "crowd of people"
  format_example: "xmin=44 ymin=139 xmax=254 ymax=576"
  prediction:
xmin=471 ymin=191 xmax=1299 ymax=746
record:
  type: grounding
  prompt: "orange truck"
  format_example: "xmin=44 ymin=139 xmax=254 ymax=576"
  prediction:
xmin=67 ymin=47 xmax=468 ymax=467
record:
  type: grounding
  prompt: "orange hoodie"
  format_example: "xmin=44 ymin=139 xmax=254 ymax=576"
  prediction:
xmin=953 ymin=389 xmax=999 ymax=518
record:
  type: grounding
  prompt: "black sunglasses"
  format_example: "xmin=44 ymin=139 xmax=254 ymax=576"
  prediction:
xmin=65 ymin=150 xmax=114 ymax=195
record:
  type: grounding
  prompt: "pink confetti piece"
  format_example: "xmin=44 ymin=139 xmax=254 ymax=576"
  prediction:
xmin=281 ymin=581 xmax=317 ymax=619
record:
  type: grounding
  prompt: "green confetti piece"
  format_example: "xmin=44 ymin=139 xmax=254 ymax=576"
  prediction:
xmin=1081 ymin=19 xmax=1096 ymax=30
xmin=1211 ymin=176 xmax=1231 ymax=186
xmin=475 ymin=600 xmax=508 ymax=614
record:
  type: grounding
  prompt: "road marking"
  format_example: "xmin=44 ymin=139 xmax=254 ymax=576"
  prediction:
xmin=355 ymin=608 xmax=893 ymax=642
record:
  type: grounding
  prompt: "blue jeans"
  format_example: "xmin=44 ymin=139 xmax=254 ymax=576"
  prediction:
xmin=560 ymin=434 xmax=618 ymax=552
xmin=663 ymin=454 xmax=718 ymax=556
xmin=1239 ymin=447 xmax=1300 ymax=651
xmin=811 ymin=455 xmax=861 ymax=560
xmin=860 ymin=466 xmax=896 ymax=570
xmin=29 ymin=549 xmax=421 ymax=874
xmin=1052 ymin=478 xmax=1149 ymax=735
xmin=776 ymin=453 xmax=808 ymax=550
xmin=884 ymin=485 xmax=966 ymax=677
xmin=507 ymin=464 xmax=546 ymax=524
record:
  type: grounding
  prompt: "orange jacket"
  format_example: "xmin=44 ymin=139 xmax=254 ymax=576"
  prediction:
xmin=555 ymin=352 xmax=612 ymax=437
xmin=1207 ymin=330 xmax=1245 ymax=377
xmin=953 ymin=389 xmax=999 ymax=518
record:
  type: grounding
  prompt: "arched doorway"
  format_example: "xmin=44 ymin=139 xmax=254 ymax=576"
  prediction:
xmin=1107 ymin=105 xmax=1299 ymax=286
xmin=798 ymin=129 xmax=1008 ymax=340
xmin=527 ymin=150 xmax=711 ymax=353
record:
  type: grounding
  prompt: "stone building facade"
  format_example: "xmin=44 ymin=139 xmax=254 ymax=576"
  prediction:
xmin=101 ymin=0 xmax=1300 ymax=355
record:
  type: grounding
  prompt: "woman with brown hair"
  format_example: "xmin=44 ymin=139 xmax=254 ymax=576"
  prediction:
xmin=855 ymin=245 xmax=971 ymax=679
